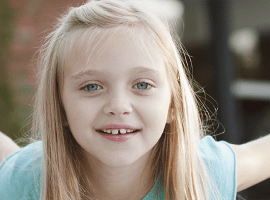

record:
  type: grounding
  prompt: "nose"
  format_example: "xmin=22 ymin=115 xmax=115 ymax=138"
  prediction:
xmin=103 ymin=90 xmax=133 ymax=116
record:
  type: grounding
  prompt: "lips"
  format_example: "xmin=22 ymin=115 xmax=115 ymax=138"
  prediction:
xmin=96 ymin=124 xmax=140 ymax=142
xmin=97 ymin=129 xmax=139 ymax=135
xmin=96 ymin=124 xmax=141 ymax=142
xmin=96 ymin=124 xmax=139 ymax=130
xmin=95 ymin=124 xmax=141 ymax=136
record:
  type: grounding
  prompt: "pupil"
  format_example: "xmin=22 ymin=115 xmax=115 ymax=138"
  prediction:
xmin=87 ymin=84 xmax=98 ymax=91
xmin=137 ymin=83 xmax=147 ymax=90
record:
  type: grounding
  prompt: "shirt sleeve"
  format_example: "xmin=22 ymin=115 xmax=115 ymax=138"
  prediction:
xmin=0 ymin=141 xmax=43 ymax=200
xmin=199 ymin=136 xmax=237 ymax=200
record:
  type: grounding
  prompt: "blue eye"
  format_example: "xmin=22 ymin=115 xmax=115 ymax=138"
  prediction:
xmin=134 ymin=82 xmax=151 ymax=90
xmin=82 ymin=84 xmax=102 ymax=92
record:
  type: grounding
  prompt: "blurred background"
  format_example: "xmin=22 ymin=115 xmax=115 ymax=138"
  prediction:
xmin=0 ymin=0 xmax=270 ymax=199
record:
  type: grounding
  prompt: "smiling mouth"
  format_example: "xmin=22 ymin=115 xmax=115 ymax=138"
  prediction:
xmin=96 ymin=129 xmax=140 ymax=135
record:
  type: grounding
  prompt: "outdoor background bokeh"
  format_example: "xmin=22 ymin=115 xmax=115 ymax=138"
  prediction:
xmin=1 ymin=0 xmax=270 ymax=199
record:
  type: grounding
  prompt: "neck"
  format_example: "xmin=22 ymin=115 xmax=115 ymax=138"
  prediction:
xmin=84 ymin=151 xmax=155 ymax=200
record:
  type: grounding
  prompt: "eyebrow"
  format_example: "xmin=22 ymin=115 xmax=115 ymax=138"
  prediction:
xmin=71 ymin=66 xmax=161 ymax=80
xmin=71 ymin=69 xmax=104 ymax=80
xmin=132 ymin=66 xmax=161 ymax=75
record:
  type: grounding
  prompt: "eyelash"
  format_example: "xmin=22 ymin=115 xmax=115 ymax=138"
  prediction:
xmin=80 ymin=81 xmax=154 ymax=92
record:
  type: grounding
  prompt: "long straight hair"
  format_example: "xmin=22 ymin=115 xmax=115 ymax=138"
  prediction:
xmin=31 ymin=0 xmax=217 ymax=199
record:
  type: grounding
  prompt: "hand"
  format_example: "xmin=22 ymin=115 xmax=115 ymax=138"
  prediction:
xmin=0 ymin=131 xmax=20 ymax=165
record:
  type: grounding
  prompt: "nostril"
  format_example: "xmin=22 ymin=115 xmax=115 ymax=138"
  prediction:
xmin=108 ymin=111 xmax=129 ymax=115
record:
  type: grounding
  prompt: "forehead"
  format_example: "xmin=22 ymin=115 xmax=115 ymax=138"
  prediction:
xmin=63 ymin=27 xmax=166 ymax=77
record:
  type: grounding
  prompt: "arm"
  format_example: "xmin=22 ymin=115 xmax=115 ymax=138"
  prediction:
xmin=229 ymin=134 xmax=270 ymax=192
xmin=0 ymin=131 xmax=20 ymax=165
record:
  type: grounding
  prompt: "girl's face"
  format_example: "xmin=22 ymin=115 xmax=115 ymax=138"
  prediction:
xmin=62 ymin=31 xmax=172 ymax=168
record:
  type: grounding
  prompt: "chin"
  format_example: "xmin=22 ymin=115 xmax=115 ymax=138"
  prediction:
xmin=102 ymin=153 xmax=143 ymax=168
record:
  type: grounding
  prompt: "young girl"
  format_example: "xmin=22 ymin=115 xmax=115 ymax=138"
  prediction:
xmin=1 ymin=0 xmax=270 ymax=199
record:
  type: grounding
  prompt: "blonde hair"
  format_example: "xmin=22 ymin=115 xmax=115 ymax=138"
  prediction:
xmin=30 ymin=0 xmax=217 ymax=199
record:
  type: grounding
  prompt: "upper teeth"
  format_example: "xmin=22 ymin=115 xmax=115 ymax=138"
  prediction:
xmin=101 ymin=129 xmax=135 ymax=134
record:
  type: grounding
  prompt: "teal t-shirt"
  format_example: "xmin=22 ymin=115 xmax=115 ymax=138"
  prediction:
xmin=143 ymin=136 xmax=237 ymax=199
xmin=0 ymin=141 xmax=43 ymax=200
xmin=0 ymin=136 xmax=236 ymax=199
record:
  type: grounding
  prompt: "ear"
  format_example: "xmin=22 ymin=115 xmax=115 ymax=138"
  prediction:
xmin=166 ymin=108 xmax=174 ymax=124
xmin=63 ymin=121 xmax=69 ymax=127
xmin=63 ymin=117 xmax=69 ymax=127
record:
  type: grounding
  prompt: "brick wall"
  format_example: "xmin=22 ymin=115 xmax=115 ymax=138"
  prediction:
xmin=7 ymin=0 xmax=85 ymax=138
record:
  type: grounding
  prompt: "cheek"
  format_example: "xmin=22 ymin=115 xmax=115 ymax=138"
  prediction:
xmin=62 ymin=94 xmax=99 ymax=134
xmin=140 ymin=89 xmax=171 ymax=136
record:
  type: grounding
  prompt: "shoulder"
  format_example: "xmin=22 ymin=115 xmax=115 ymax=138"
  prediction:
xmin=199 ymin=136 xmax=237 ymax=200
xmin=199 ymin=135 xmax=236 ymax=163
xmin=0 ymin=141 xmax=43 ymax=200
